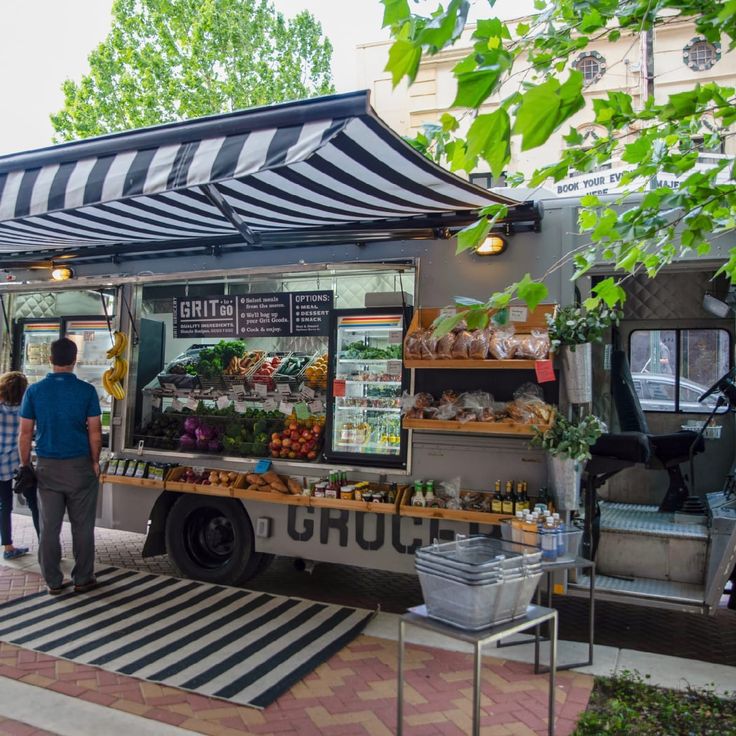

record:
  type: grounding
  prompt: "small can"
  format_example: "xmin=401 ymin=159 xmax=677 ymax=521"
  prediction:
xmin=354 ymin=487 xmax=363 ymax=501
xmin=313 ymin=487 xmax=326 ymax=498
xmin=325 ymin=488 xmax=338 ymax=499
xmin=340 ymin=485 xmax=355 ymax=500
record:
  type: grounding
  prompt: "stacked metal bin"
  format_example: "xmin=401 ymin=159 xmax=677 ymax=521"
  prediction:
xmin=416 ymin=537 xmax=543 ymax=630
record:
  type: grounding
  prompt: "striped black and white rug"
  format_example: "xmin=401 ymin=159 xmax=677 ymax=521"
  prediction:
xmin=0 ymin=566 xmax=374 ymax=709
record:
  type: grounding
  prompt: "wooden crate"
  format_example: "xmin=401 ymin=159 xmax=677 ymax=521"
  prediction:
xmin=236 ymin=488 xmax=310 ymax=506
xmin=403 ymin=305 xmax=555 ymax=368
xmin=99 ymin=473 xmax=165 ymax=490
xmin=164 ymin=466 xmax=245 ymax=496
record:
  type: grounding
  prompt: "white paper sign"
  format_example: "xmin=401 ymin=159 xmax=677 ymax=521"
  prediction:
xmin=302 ymin=385 xmax=316 ymax=399
xmin=509 ymin=306 xmax=528 ymax=322
xmin=152 ymin=396 xmax=161 ymax=409
xmin=162 ymin=382 xmax=176 ymax=391
xmin=308 ymin=399 xmax=323 ymax=413
xmin=387 ymin=360 xmax=402 ymax=375
xmin=276 ymin=383 xmax=291 ymax=394
xmin=235 ymin=401 xmax=247 ymax=414
xmin=171 ymin=398 xmax=183 ymax=411
xmin=264 ymin=398 xmax=277 ymax=411
xmin=279 ymin=401 xmax=293 ymax=415
xmin=185 ymin=397 xmax=198 ymax=410
xmin=254 ymin=382 xmax=268 ymax=397
xmin=216 ymin=395 xmax=230 ymax=409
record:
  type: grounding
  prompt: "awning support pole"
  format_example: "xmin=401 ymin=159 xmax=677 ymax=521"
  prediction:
xmin=199 ymin=184 xmax=259 ymax=246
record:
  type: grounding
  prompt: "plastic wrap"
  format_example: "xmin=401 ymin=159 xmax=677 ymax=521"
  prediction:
xmin=458 ymin=391 xmax=494 ymax=422
xmin=404 ymin=329 xmax=425 ymax=360
xmin=438 ymin=477 xmax=462 ymax=510
xmin=436 ymin=331 xmax=456 ymax=359
xmin=488 ymin=327 xmax=517 ymax=359
xmin=451 ymin=331 xmax=472 ymax=359
xmin=419 ymin=331 xmax=439 ymax=360
xmin=506 ymin=383 xmax=554 ymax=424
xmin=400 ymin=391 xmax=436 ymax=419
xmin=469 ymin=329 xmax=490 ymax=359
xmin=513 ymin=329 xmax=551 ymax=360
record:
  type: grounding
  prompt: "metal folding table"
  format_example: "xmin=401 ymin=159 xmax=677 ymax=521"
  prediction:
xmin=397 ymin=604 xmax=558 ymax=736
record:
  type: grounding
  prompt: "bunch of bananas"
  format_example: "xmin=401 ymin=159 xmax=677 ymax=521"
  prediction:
xmin=102 ymin=331 xmax=128 ymax=400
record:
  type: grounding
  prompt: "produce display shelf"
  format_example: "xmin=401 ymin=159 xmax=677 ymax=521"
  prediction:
xmin=403 ymin=418 xmax=548 ymax=436
xmin=399 ymin=505 xmax=513 ymax=525
xmin=310 ymin=497 xmax=398 ymax=514
xmin=335 ymin=406 xmax=400 ymax=413
xmin=238 ymin=489 xmax=310 ymax=506
xmin=404 ymin=359 xmax=544 ymax=369
xmin=167 ymin=481 xmax=241 ymax=497
xmin=99 ymin=474 xmax=164 ymax=489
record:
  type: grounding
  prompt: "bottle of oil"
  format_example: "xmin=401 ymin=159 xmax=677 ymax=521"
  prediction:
xmin=491 ymin=480 xmax=503 ymax=513
xmin=502 ymin=481 xmax=514 ymax=515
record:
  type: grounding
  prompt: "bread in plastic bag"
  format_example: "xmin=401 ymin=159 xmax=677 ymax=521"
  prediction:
xmin=419 ymin=330 xmax=439 ymax=360
xmin=514 ymin=329 xmax=551 ymax=360
xmin=436 ymin=331 xmax=456 ymax=359
xmin=451 ymin=330 xmax=472 ymax=359
xmin=469 ymin=328 xmax=490 ymax=359
xmin=507 ymin=382 xmax=554 ymax=424
xmin=488 ymin=326 xmax=517 ymax=359
xmin=438 ymin=477 xmax=462 ymax=510
xmin=404 ymin=329 xmax=424 ymax=360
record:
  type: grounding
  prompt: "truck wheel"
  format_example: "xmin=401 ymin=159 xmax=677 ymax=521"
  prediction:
xmin=165 ymin=495 xmax=264 ymax=585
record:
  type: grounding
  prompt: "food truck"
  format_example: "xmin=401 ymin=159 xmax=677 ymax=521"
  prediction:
xmin=0 ymin=91 xmax=734 ymax=614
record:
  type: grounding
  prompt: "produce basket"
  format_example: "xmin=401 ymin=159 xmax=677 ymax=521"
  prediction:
xmin=249 ymin=352 xmax=291 ymax=392
xmin=156 ymin=373 xmax=199 ymax=390
xmin=197 ymin=375 xmax=228 ymax=392
xmin=166 ymin=466 xmax=246 ymax=494
xmin=681 ymin=421 xmax=722 ymax=439
xmin=415 ymin=536 xmax=542 ymax=629
xmin=274 ymin=351 xmax=318 ymax=391
xmin=500 ymin=519 xmax=583 ymax=563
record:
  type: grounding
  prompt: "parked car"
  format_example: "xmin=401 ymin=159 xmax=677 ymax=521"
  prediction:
xmin=632 ymin=372 xmax=726 ymax=413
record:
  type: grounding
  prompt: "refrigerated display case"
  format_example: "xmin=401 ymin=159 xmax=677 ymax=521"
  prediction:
xmin=15 ymin=320 xmax=60 ymax=385
xmin=324 ymin=308 xmax=411 ymax=468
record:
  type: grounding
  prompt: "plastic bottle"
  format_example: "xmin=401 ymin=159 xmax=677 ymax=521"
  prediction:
xmin=541 ymin=520 xmax=557 ymax=562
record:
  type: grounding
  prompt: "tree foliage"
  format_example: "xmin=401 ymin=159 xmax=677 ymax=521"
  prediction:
xmin=382 ymin=0 xmax=736 ymax=310
xmin=51 ymin=0 xmax=335 ymax=141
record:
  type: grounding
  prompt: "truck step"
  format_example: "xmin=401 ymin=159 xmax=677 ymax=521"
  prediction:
xmin=599 ymin=501 xmax=708 ymax=541
xmin=570 ymin=573 xmax=705 ymax=608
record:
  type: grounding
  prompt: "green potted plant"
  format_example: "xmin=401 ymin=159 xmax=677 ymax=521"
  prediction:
xmin=547 ymin=304 xmax=621 ymax=403
xmin=531 ymin=412 xmax=605 ymax=510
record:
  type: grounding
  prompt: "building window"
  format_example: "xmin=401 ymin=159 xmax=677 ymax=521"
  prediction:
xmin=683 ymin=37 xmax=721 ymax=71
xmin=573 ymin=51 xmax=606 ymax=85
xmin=470 ymin=172 xmax=506 ymax=189
xmin=629 ymin=328 xmax=731 ymax=413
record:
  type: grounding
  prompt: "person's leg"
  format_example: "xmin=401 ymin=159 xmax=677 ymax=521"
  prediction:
xmin=0 ymin=479 xmax=13 ymax=548
xmin=23 ymin=487 xmax=40 ymax=537
xmin=36 ymin=460 xmax=68 ymax=590
xmin=65 ymin=458 xmax=99 ymax=587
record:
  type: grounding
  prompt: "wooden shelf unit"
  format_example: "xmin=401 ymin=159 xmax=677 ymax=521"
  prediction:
xmin=403 ymin=418 xmax=547 ymax=437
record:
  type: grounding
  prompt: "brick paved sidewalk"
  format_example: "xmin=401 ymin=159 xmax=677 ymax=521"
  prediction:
xmin=0 ymin=563 xmax=592 ymax=736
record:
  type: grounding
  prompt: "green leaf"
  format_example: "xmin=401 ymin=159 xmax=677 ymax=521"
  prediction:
xmin=580 ymin=194 xmax=601 ymax=207
xmin=385 ymin=39 xmax=422 ymax=86
xmin=456 ymin=217 xmax=491 ymax=254
xmin=515 ymin=21 xmax=530 ymax=36
xmin=440 ymin=112 xmax=459 ymax=132
xmin=517 ymin=275 xmax=549 ymax=311
xmin=579 ymin=9 xmax=604 ymax=32
xmin=465 ymin=108 xmax=511 ymax=177
xmin=432 ymin=312 xmax=465 ymax=338
xmin=381 ymin=0 xmax=410 ymax=27
xmin=557 ymin=70 xmax=585 ymax=125
xmin=453 ymin=63 xmax=507 ymax=108
xmin=513 ymin=80 xmax=561 ymax=150
xmin=465 ymin=308 xmax=490 ymax=330
xmin=622 ymin=137 xmax=651 ymax=164
xmin=593 ymin=277 xmax=626 ymax=306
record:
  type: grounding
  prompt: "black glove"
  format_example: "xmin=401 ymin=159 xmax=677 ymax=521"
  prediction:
xmin=13 ymin=465 xmax=37 ymax=496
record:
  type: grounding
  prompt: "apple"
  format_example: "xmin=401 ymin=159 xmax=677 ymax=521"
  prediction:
xmin=290 ymin=431 xmax=299 ymax=442
xmin=312 ymin=424 xmax=323 ymax=435
xmin=280 ymin=449 xmax=289 ymax=458
xmin=271 ymin=433 xmax=281 ymax=441
xmin=288 ymin=451 xmax=296 ymax=459
xmin=282 ymin=438 xmax=292 ymax=448
xmin=307 ymin=451 xmax=317 ymax=460
xmin=288 ymin=422 xmax=298 ymax=431
xmin=272 ymin=438 xmax=282 ymax=449
xmin=271 ymin=450 xmax=279 ymax=458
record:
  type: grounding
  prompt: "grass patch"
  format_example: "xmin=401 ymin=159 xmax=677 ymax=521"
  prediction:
xmin=573 ymin=670 xmax=736 ymax=736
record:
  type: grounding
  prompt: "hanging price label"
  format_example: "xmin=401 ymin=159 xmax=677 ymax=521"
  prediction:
xmin=234 ymin=401 xmax=247 ymax=414
xmin=308 ymin=399 xmax=323 ymax=413
xmin=171 ymin=398 xmax=183 ymax=411
xmin=302 ymin=385 xmax=316 ymax=400
xmin=216 ymin=395 xmax=230 ymax=409
xmin=185 ymin=397 xmax=198 ymax=410
xmin=254 ymin=382 xmax=268 ymax=397
xmin=276 ymin=383 xmax=291 ymax=394
xmin=294 ymin=402 xmax=310 ymax=420
xmin=333 ymin=379 xmax=346 ymax=397
xmin=510 ymin=306 xmax=528 ymax=322
xmin=279 ymin=401 xmax=294 ymax=416
xmin=535 ymin=359 xmax=556 ymax=383
xmin=264 ymin=398 xmax=277 ymax=411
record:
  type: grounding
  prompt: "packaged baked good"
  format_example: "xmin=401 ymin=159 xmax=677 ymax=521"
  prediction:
xmin=506 ymin=383 xmax=554 ymax=424
xmin=514 ymin=329 xmax=551 ymax=360
xmin=489 ymin=327 xmax=517 ymax=359
xmin=451 ymin=331 xmax=472 ymax=359
xmin=404 ymin=329 xmax=425 ymax=360
xmin=469 ymin=329 xmax=490 ymax=359
xmin=439 ymin=389 xmax=460 ymax=406
xmin=419 ymin=331 xmax=439 ymax=360
xmin=436 ymin=332 xmax=456 ymax=359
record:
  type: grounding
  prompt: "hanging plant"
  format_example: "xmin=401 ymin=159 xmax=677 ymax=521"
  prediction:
xmin=531 ymin=411 xmax=605 ymax=463
xmin=547 ymin=303 xmax=622 ymax=352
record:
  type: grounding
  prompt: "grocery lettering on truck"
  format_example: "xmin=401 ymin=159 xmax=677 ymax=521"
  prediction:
xmin=0 ymin=91 xmax=734 ymax=613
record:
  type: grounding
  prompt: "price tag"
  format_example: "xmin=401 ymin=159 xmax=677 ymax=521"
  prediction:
xmin=171 ymin=398 xmax=183 ymax=411
xmin=264 ymin=398 xmax=277 ymax=411
xmin=185 ymin=397 xmax=198 ymax=410
xmin=162 ymin=382 xmax=176 ymax=391
xmin=279 ymin=401 xmax=294 ymax=416
xmin=216 ymin=395 xmax=230 ymax=409
xmin=439 ymin=306 xmax=457 ymax=319
xmin=228 ymin=392 xmax=238 ymax=402
xmin=510 ymin=306 xmax=528 ymax=322
xmin=302 ymin=385 xmax=316 ymax=400
xmin=308 ymin=399 xmax=323 ymax=413
xmin=535 ymin=359 xmax=556 ymax=383
xmin=295 ymin=402 xmax=310 ymax=420
xmin=254 ymin=459 xmax=272 ymax=473
xmin=387 ymin=360 xmax=402 ymax=375
xmin=333 ymin=379 xmax=346 ymax=397
xmin=152 ymin=396 xmax=161 ymax=409
xmin=235 ymin=401 xmax=247 ymax=414
xmin=276 ymin=383 xmax=291 ymax=394
xmin=388 ymin=330 xmax=403 ymax=344
xmin=254 ymin=382 xmax=268 ymax=397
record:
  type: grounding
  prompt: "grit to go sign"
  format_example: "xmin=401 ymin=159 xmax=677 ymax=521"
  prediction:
xmin=172 ymin=291 xmax=333 ymax=339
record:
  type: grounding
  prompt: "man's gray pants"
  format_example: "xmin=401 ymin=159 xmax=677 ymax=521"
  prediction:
xmin=36 ymin=456 xmax=98 ymax=589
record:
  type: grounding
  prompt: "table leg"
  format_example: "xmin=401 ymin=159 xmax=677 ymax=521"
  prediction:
xmin=473 ymin=641 xmax=482 ymax=736
xmin=588 ymin=565 xmax=595 ymax=667
xmin=534 ymin=584 xmax=541 ymax=673
xmin=549 ymin=612 xmax=557 ymax=736
xmin=397 ymin=619 xmax=405 ymax=736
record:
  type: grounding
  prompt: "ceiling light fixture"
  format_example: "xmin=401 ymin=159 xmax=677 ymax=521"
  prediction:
xmin=474 ymin=234 xmax=508 ymax=256
xmin=50 ymin=266 xmax=74 ymax=281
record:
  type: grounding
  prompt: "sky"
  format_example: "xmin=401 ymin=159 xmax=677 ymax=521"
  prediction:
xmin=0 ymin=0 xmax=532 ymax=156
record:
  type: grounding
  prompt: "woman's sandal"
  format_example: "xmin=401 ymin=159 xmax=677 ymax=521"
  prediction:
xmin=3 ymin=547 xmax=29 ymax=560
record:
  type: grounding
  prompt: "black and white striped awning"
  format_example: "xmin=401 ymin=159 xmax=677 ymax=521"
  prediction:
xmin=0 ymin=91 xmax=516 ymax=261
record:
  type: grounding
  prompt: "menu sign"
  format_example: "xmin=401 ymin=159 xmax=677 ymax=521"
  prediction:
xmin=173 ymin=291 xmax=333 ymax=339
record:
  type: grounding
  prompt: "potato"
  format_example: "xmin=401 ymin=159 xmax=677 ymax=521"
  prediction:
xmin=270 ymin=480 xmax=289 ymax=494
xmin=246 ymin=473 xmax=265 ymax=486
xmin=287 ymin=478 xmax=303 ymax=495
xmin=262 ymin=470 xmax=281 ymax=486
xmin=246 ymin=484 xmax=261 ymax=492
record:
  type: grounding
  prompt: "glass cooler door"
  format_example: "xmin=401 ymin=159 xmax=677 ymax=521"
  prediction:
xmin=17 ymin=320 xmax=61 ymax=385
xmin=325 ymin=309 xmax=409 ymax=468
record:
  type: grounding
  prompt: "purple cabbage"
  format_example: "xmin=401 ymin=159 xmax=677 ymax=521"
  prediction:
xmin=195 ymin=424 xmax=216 ymax=442
xmin=183 ymin=416 xmax=200 ymax=435
xmin=179 ymin=434 xmax=196 ymax=451
xmin=196 ymin=438 xmax=210 ymax=451
xmin=208 ymin=439 xmax=222 ymax=452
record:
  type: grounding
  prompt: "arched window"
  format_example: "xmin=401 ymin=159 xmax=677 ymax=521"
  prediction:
xmin=683 ymin=37 xmax=720 ymax=71
xmin=573 ymin=51 xmax=606 ymax=85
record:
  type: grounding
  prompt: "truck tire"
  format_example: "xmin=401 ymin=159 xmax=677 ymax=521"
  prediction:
xmin=165 ymin=494 xmax=264 ymax=586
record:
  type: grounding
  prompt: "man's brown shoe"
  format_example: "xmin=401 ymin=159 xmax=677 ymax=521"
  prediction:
xmin=73 ymin=579 xmax=98 ymax=593
xmin=48 ymin=582 xmax=71 ymax=595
